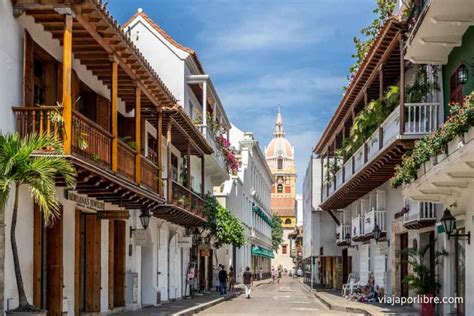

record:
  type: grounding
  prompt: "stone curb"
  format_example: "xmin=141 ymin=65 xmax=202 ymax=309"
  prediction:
xmin=173 ymin=279 xmax=272 ymax=316
xmin=300 ymin=282 xmax=417 ymax=316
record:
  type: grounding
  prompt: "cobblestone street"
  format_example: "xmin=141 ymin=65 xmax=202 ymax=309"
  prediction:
xmin=198 ymin=277 xmax=357 ymax=316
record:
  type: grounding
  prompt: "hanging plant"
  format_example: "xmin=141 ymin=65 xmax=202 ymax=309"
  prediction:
xmin=391 ymin=92 xmax=474 ymax=188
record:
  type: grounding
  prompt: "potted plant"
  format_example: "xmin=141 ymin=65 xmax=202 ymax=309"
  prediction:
xmin=400 ymin=241 xmax=448 ymax=316
xmin=0 ymin=133 xmax=76 ymax=315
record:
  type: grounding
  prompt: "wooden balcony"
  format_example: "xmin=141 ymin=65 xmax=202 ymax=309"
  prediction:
xmin=403 ymin=202 xmax=436 ymax=230
xmin=153 ymin=180 xmax=207 ymax=227
xmin=321 ymin=102 xmax=439 ymax=210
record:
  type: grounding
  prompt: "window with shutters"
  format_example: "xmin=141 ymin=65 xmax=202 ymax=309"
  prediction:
xmin=450 ymin=65 xmax=464 ymax=105
xmin=282 ymin=245 xmax=288 ymax=254
xmin=33 ymin=57 xmax=46 ymax=105
xmin=171 ymin=154 xmax=178 ymax=181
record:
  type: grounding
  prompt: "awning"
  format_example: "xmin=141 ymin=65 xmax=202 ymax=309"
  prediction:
xmin=251 ymin=245 xmax=274 ymax=259
xmin=252 ymin=205 xmax=274 ymax=228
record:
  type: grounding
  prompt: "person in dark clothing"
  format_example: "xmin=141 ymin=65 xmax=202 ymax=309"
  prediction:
xmin=243 ymin=266 xmax=253 ymax=299
xmin=218 ymin=265 xmax=228 ymax=296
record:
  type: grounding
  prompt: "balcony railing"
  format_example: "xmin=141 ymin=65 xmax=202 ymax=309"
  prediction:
xmin=73 ymin=111 xmax=113 ymax=168
xmin=403 ymin=202 xmax=436 ymax=229
xmin=352 ymin=215 xmax=365 ymax=240
xmin=12 ymin=106 xmax=163 ymax=196
xmin=171 ymin=180 xmax=204 ymax=214
xmin=199 ymin=126 xmax=228 ymax=172
xmin=336 ymin=224 xmax=351 ymax=244
xmin=117 ymin=139 xmax=136 ymax=182
xmin=322 ymin=102 xmax=439 ymax=202
xmin=141 ymin=155 xmax=159 ymax=192
xmin=364 ymin=210 xmax=386 ymax=235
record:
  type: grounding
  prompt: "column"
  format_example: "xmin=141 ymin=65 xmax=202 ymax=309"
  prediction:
xmin=166 ymin=120 xmax=172 ymax=202
xmin=111 ymin=59 xmax=118 ymax=172
xmin=62 ymin=14 xmax=73 ymax=154
xmin=135 ymin=85 xmax=141 ymax=184
xmin=157 ymin=110 xmax=163 ymax=195
xmin=399 ymin=35 xmax=405 ymax=135
xmin=202 ymin=81 xmax=207 ymax=135
xmin=201 ymin=156 xmax=205 ymax=197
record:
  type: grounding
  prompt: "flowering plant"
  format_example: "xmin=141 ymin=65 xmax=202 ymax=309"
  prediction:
xmin=390 ymin=92 xmax=474 ymax=188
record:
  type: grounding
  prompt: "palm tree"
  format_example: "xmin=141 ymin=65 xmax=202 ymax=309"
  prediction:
xmin=0 ymin=133 xmax=76 ymax=312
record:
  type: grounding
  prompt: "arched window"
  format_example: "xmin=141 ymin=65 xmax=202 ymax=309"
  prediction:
xmin=284 ymin=218 xmax=292 ymax=225
xmin=277 ymin=184 xmax=283 ymax=193
xmin=277 ymin=157 xmax=283 ymax=170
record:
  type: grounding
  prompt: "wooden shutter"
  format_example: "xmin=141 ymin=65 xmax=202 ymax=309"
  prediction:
xmin=46 ymin=208 xmax=64 ymax=316
xmin=23 ymin=30 xmax=34 ymax=106
xmin=85 ymin=215 xmax=101 ymax=312
xmin=113 ymin=221 xmax=126 ymax=307
xmin=33 ymin=204 xmax=42 ymax=306
xmin=450 ymin=70 xmax=464 ymax=105
xmin=108 ymin=221 xmax=115 ymax=309
xmin=96 ymin=95 xmax=110 ymax=131
xmin=71 ymin=70 xmax=80 ymax=109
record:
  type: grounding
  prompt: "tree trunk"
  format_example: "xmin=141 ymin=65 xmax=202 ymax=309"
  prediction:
xmin=11 ymin=183 xmax=30 ymax=308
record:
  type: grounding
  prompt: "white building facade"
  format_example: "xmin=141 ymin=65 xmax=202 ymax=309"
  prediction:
xmin=215 ymin=127 xmax=274 ymax=280
xmin=125 ymin=8 xmax=232 ymax=300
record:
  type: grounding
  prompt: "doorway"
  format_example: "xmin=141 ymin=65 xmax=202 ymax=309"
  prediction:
xmin=455 ymin=229 xmax=466 ymax=316
xmin=76 ymin=212 xmax=101 ymax=313
xmin=33 ymin=204 xmax=63 ymax=316
xmin=399 ymin=233 xmax=409 ymax=298
xmin=109 ymin=220 xmax=126 ymax=308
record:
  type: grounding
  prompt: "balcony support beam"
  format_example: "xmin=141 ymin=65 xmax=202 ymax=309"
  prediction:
xmin=157 ymin=110 xmax=163 ymax=195
xmin=111 ymin=60 xmax=118 ymax=172
xmin=134 ymin=85 xmax=141 ymax=184
xmin=62 ymin=14 xmax=73 ymax=155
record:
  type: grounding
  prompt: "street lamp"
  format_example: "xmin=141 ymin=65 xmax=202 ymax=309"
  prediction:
xmin=440 ymin=208 xmax=471 ymax=244
xmin=139 ymin=208 xmax=151 ymax=230
xmin=344 ymin=233 xmax=358 ymax=250
xmin=457 ymin=64 xmax=469 ymax=85
xmin=192 ymin=227 xmax=202 ymax=245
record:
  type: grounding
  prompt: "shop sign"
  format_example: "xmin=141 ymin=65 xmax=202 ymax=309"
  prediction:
xmin=97 ymin=210 xmax=130 ymax=220
xmin=178 ymin=236 xmax=192 ymax=248
xmin=66 ymin=190 xmax=105 ymax=210
xmin=200 ymin=249 xmax=211 ymax=257
xmin=134 ymin=229 xmax=150 ymax=246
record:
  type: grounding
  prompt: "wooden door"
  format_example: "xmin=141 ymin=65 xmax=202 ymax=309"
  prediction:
xmin=342 ymin=248 xmax=349 ymax=285
xmin=108 ymin=221 xmax=115 ymax=309
xmin=97 ymin=95 xmax=110 ymax=131
xmin=33 ymin=204 xmax=64 ymax=315
xmin=113 ymin=221 xmax=126 ymax=307
xmin=207 ymin=249 xmax=213 ymax=290
xmin=400 ymin=233 xmax=409 ymax=298
xmin=82 ymin=214 xmax=101 ymax=312
xmin=46 ymin=214 xmax=63 ymax=316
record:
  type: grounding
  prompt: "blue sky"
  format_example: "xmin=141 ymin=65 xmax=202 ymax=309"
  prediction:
xmin=108 ymin=0 xmax=376 ymax=193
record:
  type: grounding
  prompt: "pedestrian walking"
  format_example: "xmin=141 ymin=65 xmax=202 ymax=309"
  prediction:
xmin=228 ymin=266 xmax=235 ymax=292
xmin=218 ymin=265 xmax=228 ymax=296
xmin=259 ymin=267 xmax=263 ymax=280
xmin=271 ymin=266 xmax=276 ymax=284
xmin=277 ymin=267 xmax=282 ymax=284
xmin=243 ymin=266 xmax=253 ymax=299
xmin=213 ymin=265 xmax=221 ymax=292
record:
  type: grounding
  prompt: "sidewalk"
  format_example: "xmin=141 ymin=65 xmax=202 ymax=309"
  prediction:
xmin=301 ymin=282 xmax=418 ymax=316
xmin=115 ymin=278 xmax=272 ymax=316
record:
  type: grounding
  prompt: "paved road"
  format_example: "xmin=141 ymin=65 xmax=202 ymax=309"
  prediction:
xmin=199 ymin=277 xmax=358 ymax=315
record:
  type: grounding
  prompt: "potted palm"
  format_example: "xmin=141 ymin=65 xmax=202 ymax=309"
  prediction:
xmin=400 ymin=241 xmax=448 ymax=316
xmin=0 ymin=133 xmax=76 ymax=314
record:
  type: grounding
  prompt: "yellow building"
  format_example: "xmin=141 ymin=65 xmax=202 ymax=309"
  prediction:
xmin=265 ymin=109 xmax=297 ymax=271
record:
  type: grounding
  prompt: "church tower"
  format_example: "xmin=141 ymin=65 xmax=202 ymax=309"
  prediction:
xmin=265 ymin=109 xmax=297 ymax=270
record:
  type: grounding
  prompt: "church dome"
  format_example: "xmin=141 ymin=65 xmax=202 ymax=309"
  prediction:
xmin=265 ymin=109 xmax=294 ymax=160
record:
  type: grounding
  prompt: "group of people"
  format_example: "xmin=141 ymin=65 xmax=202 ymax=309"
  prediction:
xmin=271 ymin=266 xmax=283 ymax=283
xmin=214 ymin=265 xmax=254 ymax=299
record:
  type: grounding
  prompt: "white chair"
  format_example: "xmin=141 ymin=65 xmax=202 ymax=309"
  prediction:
xmin=342 ymin=273 xmax=360 ymax=296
